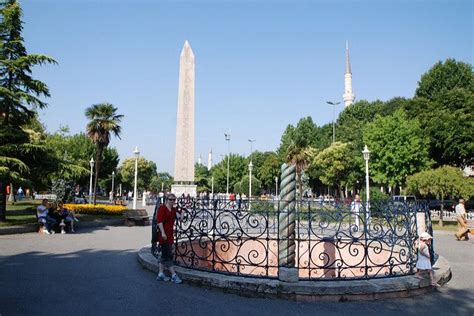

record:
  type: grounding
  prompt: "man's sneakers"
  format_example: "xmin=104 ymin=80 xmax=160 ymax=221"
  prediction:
xmin=157 ymin=273 xmax=182 ymax=284
xmin=156 ymin=273 xmax=170 ymax=282
xmin=171 ymin=274 xmax=182 ymax=284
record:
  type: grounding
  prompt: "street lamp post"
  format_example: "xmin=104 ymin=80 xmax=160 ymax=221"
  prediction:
xmin=89 ymin=158 xmax=94 ymax=203
xmin=326 ymin=101 xmax=340 ymax=143
xmin=275 ymin=176 xmax=278 ymax=198
xmin=211 ymin=176 xmax=214 ymax=197
xmin=111 ymin=171 xmax=115 ymax=200
xmin=248 ymin=139 xmax=256 ymax=202
xmin=248 ymin=161 xmax=253 ymax=206
xmin=225 ymin=131 xmax=231 ymax=196
xmin=133 ymin=146 xmax=140 ymax=210
xmin=362 ymin=145 xmax=370 ymax=221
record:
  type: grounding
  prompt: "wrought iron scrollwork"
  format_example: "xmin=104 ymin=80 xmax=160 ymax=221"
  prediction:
xmin=151 ymin=196 xmax=431 ymax=281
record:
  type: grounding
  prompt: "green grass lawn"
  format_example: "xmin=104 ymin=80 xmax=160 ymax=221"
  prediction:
xmin=0 ymin=200 xmax=40 ymax=227
xmin=431 ymin=221 xmax=459 ymax=232
xmin=0 ymin=200 xmax=122 ymax=227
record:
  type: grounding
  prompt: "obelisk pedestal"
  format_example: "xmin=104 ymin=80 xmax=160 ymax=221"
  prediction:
xmin=171 ymin=40 xmax=197 ymax=197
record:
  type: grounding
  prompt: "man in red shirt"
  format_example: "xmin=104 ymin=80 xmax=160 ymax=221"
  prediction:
xmin=156 ymin=193 xmax=183 ymax=284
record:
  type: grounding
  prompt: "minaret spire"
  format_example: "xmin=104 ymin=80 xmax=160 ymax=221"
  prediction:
xmin=207 ymin=148 xmax=213 ymax=171
xmin=343 ymin=40 xmax=355 ymax=107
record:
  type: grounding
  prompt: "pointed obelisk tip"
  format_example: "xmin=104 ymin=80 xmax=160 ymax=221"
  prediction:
xmin=184 ymin=40 xmax=189 ymax=47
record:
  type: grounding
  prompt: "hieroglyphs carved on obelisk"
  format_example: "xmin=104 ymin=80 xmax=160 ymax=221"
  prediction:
xmin=172 ymin=40 xmax=197 ymax=197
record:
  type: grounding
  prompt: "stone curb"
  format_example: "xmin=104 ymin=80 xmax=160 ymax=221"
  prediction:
xmin=0 ymin=218 xmax=125 ymax=235
xmin=138 ymin=246 xmax=452 ymax=301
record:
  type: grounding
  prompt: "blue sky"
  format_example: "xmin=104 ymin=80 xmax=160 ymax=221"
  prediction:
xmin=23 ymin=0 xmax=472 ymax=174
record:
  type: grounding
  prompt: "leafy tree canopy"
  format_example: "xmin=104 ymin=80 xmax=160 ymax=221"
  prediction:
xmin=149 ymin=172 xmax=173 ymax=193
xmin=406 ymin=165 xmax=474 ymax=201
xmin=211 ymin=153 xmax=247 ymax=193
xmin=252 ymin=151 xmax=281 ymax=193
xmin=195 ymin=163 xmax=210 ymax=192
xmin=117 ymin=156 xmax=157 ymax=192
xmin=415 ymin=59 xmax=474 ymax=100
xmin=312 ymin=142 xmax=355 ymax=194
xmin=0 ymin=0 xmax=56 ymax=220
xmin=363 ymin=109 xmax=432 ymax=188
xmin=234 ymin=175 xmax=261 ymax=196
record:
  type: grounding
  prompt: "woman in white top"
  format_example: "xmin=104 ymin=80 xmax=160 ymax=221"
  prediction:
xmin=416 ymin=232 xmax=439 ymax=287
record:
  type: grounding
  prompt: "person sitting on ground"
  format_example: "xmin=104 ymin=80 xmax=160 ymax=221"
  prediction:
xmin=415 ymin=232 xmax=439 ymax=287
xmin=57 ymin=201 xmax=78 ymax=233
xmin=37 ymin=199 xmax=56 ymax=235
xmin=156 ymin=193 xmax=183 ymax=284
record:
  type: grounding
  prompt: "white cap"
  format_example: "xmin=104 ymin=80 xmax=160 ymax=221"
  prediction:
xmin=419 ymin=232 xmax=433 ymax=240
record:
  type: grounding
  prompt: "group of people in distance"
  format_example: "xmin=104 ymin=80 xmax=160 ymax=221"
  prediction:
xmin=37 ymin=199 xmax=79 ymax=235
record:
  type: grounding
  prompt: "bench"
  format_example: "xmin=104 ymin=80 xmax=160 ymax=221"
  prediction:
xmin=124 ymin=209 xmax=150 ymax=226
xmin=114 ymin=200 xmax=128 ymax=206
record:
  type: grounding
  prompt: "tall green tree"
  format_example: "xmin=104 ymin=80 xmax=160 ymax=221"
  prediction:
xmin=406 ymin=166 xmax=474 ymax=226
xmin=277 ymin=117 xmax=320 ymax=200
xmin=254 ymin=151 xmax=281 ymax=193
xmin=415 ymin=59 xmax=474 ymax=100
xmin=425 ymin=89 xmax=473 ymax=167
xmin=195 ymin=163 xmax=210 ymax=192
xmin=312 ymin=142 xmax=355 ymax=198
xmin=211 ymin=153 xmax=247 ymax=193
xmin=117 ymin=157 xmax=157 ymax=192
xmin=363 ymin=109 xmax=432 ymax=192
xmin=234 ymin=175 xmax=261 ymax=196
xmin=286 ymin=144 xmax=316 ymax=201
xmin=277 ymin=117 xmax=320 ymax=160
xmin=85 ymin=103 xmax=123 ymax=204
xmin=149 ymin=172 xmax=173 ymax=193
xmin=0 ymin=0 xmax=56 ymax=221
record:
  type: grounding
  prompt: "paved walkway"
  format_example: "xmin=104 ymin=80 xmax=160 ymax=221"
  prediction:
xmin=0 ymin=226 xmax=472 ymax=315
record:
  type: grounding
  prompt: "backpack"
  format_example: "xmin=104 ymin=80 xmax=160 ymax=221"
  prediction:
xmin=151 ymin=199 xmax=162 ymax=259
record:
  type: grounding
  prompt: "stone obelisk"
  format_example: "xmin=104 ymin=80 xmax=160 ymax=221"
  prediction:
xmin=171 ymin=40 xmax=197 ymax=197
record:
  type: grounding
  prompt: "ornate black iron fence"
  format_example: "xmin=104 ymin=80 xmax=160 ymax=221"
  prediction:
xmin=151 ymin=198 xmax=432 ymax=281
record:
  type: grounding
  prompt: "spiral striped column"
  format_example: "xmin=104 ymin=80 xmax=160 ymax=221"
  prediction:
xmin=278 ymin=163 xmax=297 ymax=268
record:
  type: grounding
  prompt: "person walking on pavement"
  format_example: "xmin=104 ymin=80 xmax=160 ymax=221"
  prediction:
xmin=350 ymin=194 xmax=362 ymax=232
xmin=454 ymin=198 xmax=469 ymax=241
xmin=156 ymin=193 xmax=183 ymax=284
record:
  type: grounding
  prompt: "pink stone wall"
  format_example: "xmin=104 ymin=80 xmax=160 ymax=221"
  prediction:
xmin=176 ymin=238 xmax=411 ymax=279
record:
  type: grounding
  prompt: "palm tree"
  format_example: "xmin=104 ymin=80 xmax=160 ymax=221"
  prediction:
xmin=85 ymin=103 xmax=123 ymax=204
xmin=286 ymin=143 xmax=316 ymax=201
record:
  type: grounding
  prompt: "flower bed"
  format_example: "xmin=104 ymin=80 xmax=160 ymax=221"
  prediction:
xmin=64 ymin=204 xmax=127 ymax=215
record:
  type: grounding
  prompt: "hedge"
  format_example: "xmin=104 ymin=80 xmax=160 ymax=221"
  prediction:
xmin=64 ymin=204 xmax=127 ymax=215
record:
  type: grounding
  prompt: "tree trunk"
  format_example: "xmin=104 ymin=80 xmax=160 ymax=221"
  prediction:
xmin=439 ymin=197 xmax=444 ymax=227
xmin=93 ymin=147 xmax=103 ymax=205
xmin=298 ymin=175 xmax=303 ymax=203
xmin=0 ymin=180 xmax=6 ymax=222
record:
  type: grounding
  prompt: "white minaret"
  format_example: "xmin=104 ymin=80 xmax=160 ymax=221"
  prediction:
xmin=207 ymin=148 xmax=213 ymax=171
xmin=198 ymin=155 xmax=202 ymax=165
xmin=343 ymin=40 xmax=355 ymax=107
xmin=172 ymin=40 xmax=197 ymax=197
